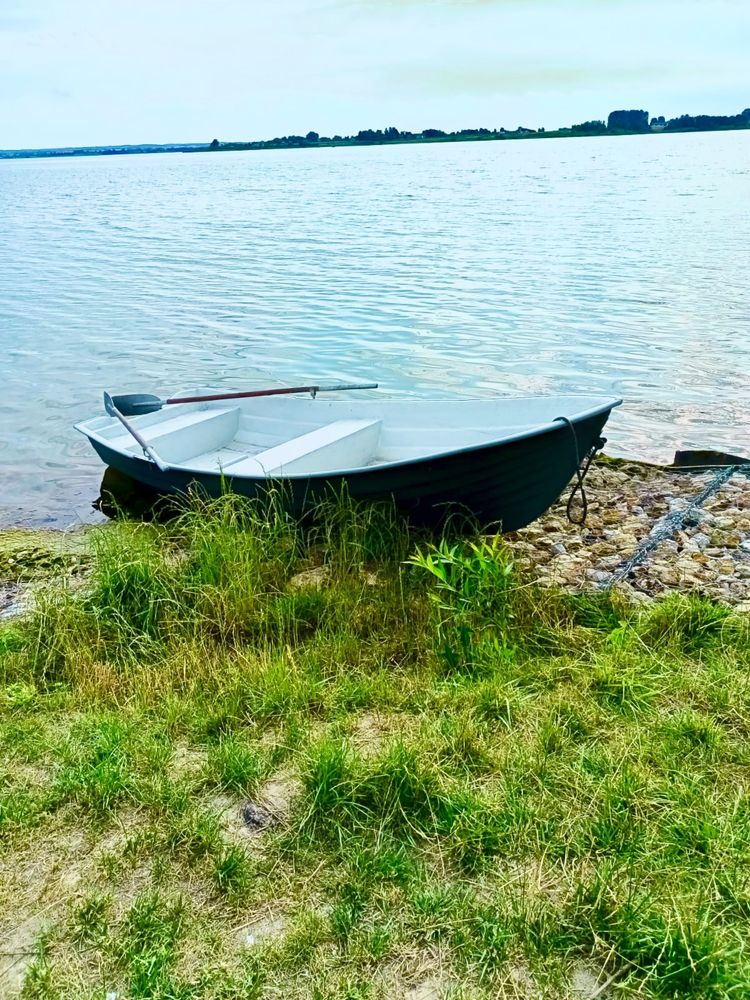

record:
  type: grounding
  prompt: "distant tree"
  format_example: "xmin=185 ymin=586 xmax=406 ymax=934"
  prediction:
xmin=665 ymin=112 xmax=748 ymax=132
xmin=209 ymin=138 xmax=220 ymax=149
xmin=305 ymin=131 xmax=319 ymax=143
xmin=570 ymin=120 xmax=606 ymax=133
xmin=741 ymin=109 xmax=750 ymax=121
xmin=384 ymin=126 xmax=400 ymax=140
xmin=421 ymin=128 xmax=446 ymax=138
xmin=355 ymin=129 xmax=383 ymax=143
xmin=607 ymin=110 xmax=649 ymax=131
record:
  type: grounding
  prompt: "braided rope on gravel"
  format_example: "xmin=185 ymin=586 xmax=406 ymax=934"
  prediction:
xmin=605 ymin=465 xmax=750 ymax=591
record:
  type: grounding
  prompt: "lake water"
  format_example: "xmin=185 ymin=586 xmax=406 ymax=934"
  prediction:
xmin=1 ymin=131 xmax=748 ymax=526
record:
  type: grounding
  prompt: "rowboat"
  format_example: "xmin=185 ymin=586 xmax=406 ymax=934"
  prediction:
xmin=75 ymin=387 xmax=621 ymax=531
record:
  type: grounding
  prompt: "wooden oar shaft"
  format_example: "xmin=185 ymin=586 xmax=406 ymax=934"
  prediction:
xmin=166 ymin=383 xmax=376 ymax=405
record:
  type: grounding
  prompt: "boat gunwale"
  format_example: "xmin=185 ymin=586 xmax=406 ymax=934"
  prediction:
xmin=75 ymin=395 xmax=622 ymax=481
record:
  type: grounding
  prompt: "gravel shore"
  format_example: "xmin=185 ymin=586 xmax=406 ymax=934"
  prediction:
xmin=506 ymin=460 xmax=750 ymax=607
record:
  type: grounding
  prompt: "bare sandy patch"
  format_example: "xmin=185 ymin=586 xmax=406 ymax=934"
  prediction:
xmin=258 ymin=773 xmax=301 ymax=820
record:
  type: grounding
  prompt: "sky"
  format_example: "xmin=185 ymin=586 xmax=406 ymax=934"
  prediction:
xmin=1 ymin=0 xmax=748 ymax=149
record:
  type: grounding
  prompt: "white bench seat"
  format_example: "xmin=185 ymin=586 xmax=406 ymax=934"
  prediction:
xmin=226 ymin=419 xmax=382 ymax=477
xmin=110 ymin=406 xmax=241 ymax=464
xmin=179 ymin=445 xmax=252 ymax=473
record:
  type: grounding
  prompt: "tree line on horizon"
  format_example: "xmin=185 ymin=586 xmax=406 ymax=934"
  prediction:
xmin=3 ymin=105 xmax=748 ymax=160
xmin=212 ymin=106 xmax=750 ymax=151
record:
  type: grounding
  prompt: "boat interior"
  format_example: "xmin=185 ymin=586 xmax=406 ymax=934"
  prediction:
xmin=77 ymin=395 xmax=618 ymax=477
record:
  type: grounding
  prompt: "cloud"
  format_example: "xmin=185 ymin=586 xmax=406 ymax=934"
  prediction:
xmin=393 ymin=62 xmax=661 ymax=98
xmin=0 ymin=13 xmax=38 ymax=32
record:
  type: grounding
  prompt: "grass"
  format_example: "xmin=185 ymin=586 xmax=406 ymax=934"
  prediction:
xmin=0 ymin=491 xmax=749 ymax=997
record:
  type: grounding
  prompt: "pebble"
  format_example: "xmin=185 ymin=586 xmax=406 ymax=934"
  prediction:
xmin=683 ymin=510 xmax=704 ymax=528
xmin=241 ymin=801 xmax=274 ymax=831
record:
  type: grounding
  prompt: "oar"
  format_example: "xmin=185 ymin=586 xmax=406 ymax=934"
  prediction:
xmin=103 ymin=392 xmax=169 ymax=471
xmin=111 ymin=382 xmax=379 ymax=417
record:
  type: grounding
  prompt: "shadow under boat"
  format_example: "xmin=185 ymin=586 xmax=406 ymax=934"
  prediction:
xmin=95 ymin=466 xmax=178 ymax=522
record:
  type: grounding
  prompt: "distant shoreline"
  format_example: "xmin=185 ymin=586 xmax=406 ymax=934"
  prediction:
xmin=3 ymin=117 xmax=749 ymax=162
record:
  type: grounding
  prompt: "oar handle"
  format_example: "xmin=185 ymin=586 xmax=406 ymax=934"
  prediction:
xmin=165 ymin=383 xmax=378 ymax=405
xmin=103 ymin=392 xmax=169 ymax=471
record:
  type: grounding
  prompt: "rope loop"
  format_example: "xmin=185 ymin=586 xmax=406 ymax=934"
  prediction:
xmin=554 ymin=416 xmax=605 ymax=526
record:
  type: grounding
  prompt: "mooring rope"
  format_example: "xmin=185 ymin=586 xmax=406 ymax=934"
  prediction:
xmin=554 ymin=416 xmax=605 ymax=526
xmin=604 ymin=464 xmax=745 ymax=590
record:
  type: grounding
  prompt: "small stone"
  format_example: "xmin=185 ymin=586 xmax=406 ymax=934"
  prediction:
xmin=512 ymin=541 xmax=538 ymax=555
xmin=241 ymin=801 xmax=273 ymax=830
xmin=543 ymin=519 xmax=565 ymax=533
xmin=598 ymin=555 xmax=622 ymax=570
xmin=683 ymin=510 xmax=706 ymax=528
xmin=613 ymin=532 xmax=638 ymax=549
xmin=725 ymin=533 xmax=742 ymax=547
xmin=586 ymin=569 xmax=610 ymax=584
xmin=550 ymin=542 xmax=567 ymax=556
xmin=289 ymin=566 xmax=329 ymax=590
xmin=601 ymin=511 xmax=621 ymax=525
xmin=692 ymin=533 xmax=711 ymax=550
xmin=715 ymin=516 xmax=736 ymax=530
xmin=591 ymin=542 xmax=618 ymax=557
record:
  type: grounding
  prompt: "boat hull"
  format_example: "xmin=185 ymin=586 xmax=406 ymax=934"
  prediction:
xmin=89 ymin=410 xmax=611 ymax=532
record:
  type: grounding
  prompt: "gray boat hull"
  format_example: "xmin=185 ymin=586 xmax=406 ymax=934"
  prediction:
xmin=89 ymin=409 xmax=612 ymax=531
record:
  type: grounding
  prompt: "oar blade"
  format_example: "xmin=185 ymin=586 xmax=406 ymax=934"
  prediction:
xmin=110 ymin=393 xmax=163 ymax=416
